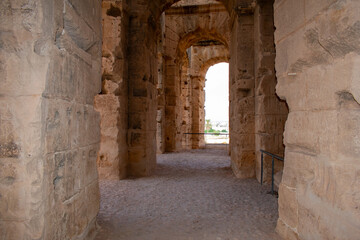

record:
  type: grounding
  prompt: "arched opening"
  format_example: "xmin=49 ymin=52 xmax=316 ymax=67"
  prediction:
xmin=204 ymin=62 xmax=230 ymax=147
xmin=157 ymin=0 xmax=231 ymax=153
xmin=4 ymin=0 xmax=360 ymax=239
xmin=95 ymin=0 xmax=288 ymax=239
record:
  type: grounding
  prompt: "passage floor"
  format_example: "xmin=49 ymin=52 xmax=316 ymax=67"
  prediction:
xmin=95 ymin=149 xmax=280 ymax=240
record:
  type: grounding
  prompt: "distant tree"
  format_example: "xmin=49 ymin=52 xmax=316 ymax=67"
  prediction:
xmin=221 ymin=129 xmax=228 ymax=133
xmin=205 ymin=119 xmax=212 ymax=131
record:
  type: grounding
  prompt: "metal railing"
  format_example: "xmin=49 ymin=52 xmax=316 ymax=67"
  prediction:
xmin=184 ymin=132 xmax=229 ymax=150
xmin=184 ymin=133 xmax=229 ymax=136
xmin=260 ymin=150 xmax=284 ymax=195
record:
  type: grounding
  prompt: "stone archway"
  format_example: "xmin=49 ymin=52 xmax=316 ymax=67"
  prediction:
xmin=2 ymin=0 xmax=360 ymax=239
xmin=185 ymin=47 xmax=230 ymax=149
xmin=161 ymin=3 xmax=231 ymax=151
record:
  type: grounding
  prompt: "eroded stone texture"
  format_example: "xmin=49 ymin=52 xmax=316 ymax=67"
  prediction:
xmin=157 ymin=15 xmax=167 ymax=154
xmin=0 ymin=0 xmax=102 ymax=239
xmin=229 ymin=12 xmax=256 ymax=179
xmin=275 ymin=0 xmax=360 ymax=239
xmin=188 ymin=45 xmax=229 ymax=149
xmin=3 ymin=0 xmax=359 ymax=239
xmin=127 ymin=0 xmax=159 ymax=177
xmin=95 ymin=1 xmax=128 ymax=180
xmin=254 ymin=0 xmax=288 ymax=183
xmin=173 ymin=0 xmax=220 ymax=7
xmin=162 ymin=2 xmax=230 ymax=152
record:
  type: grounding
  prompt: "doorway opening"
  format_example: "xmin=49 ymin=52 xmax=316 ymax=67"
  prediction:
xmin=204 ymin=62 xmax=229 ymax=147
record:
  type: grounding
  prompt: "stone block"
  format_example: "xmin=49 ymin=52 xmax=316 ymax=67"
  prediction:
xmin=129 ymin=97 xmax=148 ymax=113
xmin=68 ymin=0 xmax=102 ymax=33
xmin=235 ymin=96 xmax=255 ymax=115
xmin=64 ymin=150 xmax=78 ymax=200
xmin=84 ymin=145 xmax=99 ymax=185
xmin=255 ymin=95 xmax=288 ymax=115
xmin=0 ymin=158 xmax=28 ymax=221
xmin=236 ymin=78 xmax=254 ymax=90
xmin=231 ymin=150 xmax=256 ymax=178
xmin=337 ymin=109 xmax=360 ymax=159
xmin=274 ymin=0 xmax=305 ymax=42
xmin=278 ymin=184 xmax=298 ymax=229
xmin=44 ymin=52 xmax=77 ymax=101
xmin=129 ymin=113 xmax=147 ymax=130
xmin=94 ymin=94 xmax=120 ymax=114
xmin=255 ymin=133 xmax=278 ymax=152
xmin=0 ymin=221 xmax=27 ymax=240
xmin=296 ymin=203 xmax=322 ymax=239
xmin=44 ymin=100 xmax=72 ymax=153
xmin=276 ymin=218 xmax=300 ymax=240
xmin=129 ymin=132 xmax=147 ymax=148
xmin=255 ymin=74 xmax=276 ymax=96
xmin=84 ymin=107 xmax=101 ymax=147
xmin=85 ymin=180 xmax=100 ymax=225
xmin=231 ymin=113 xmax=255 ymax=134
xmin=284 ymin=110 xmax=338 ymax=155
xmin=281 ymin=150 xmax=315 ymax=188
xmin=64 ymin=1 xmax=98 ymax=51
xmin=0 ymin=51 xmax=48 ymax=96
xmin=255 ymin=115 xmax=276 ymax=134
xmin=232 ymin=134 xmax=255 ymax=151
xmin=128 ymin=148 xmax=147 ymax=176
xmin=304 ymin=0 xmax=337 ymax=20
xmin=274 ymin=26 xmax=307 ymax=77
xmin=296 ymin=176 xmax=360 ymax=240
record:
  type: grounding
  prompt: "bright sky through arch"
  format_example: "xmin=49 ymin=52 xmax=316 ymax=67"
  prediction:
xmin=204 ymin=63 xmax=229 ymax=122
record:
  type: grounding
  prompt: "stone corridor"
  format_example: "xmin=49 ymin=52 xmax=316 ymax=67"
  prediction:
xmin=95 ymin=149 xmax=280 ymax=240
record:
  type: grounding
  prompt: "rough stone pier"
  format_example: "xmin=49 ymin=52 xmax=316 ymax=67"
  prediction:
xmin=1 ymin=0 xmax=359 ymax=239
xmin=95 ymin=149 xmax=280 ymax=240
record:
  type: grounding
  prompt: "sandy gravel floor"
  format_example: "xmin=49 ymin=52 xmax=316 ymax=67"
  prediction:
xmin=95 ymin=149 xmax=280 ymax=240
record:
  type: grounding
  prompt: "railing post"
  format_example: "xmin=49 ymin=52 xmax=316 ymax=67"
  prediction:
xmin=271 ymin=156 xmax=274 ymax=195
xmin=261 ymin=151 xmax=263 ymax=185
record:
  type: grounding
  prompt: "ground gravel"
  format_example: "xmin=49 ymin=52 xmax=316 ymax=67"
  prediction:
xmin=95 ymin=149 xmax=280 ymax=240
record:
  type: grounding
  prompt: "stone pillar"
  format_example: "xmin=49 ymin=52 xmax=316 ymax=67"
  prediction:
xmin=274 ymin=0 xmax=360 ymax=239
xmin=191 ymin=76 xmax=206 ymax=149
xmin=164 ymin=59 xmax=182 ymax=152
xmin=156 ymin=55 xmax=166 ymax=154
xmin=254 ymin=0 xmax=288 ymax=183
xmin=127 ymin=1 xmax=158 ymax=177
xmin=157 ymin=13 xmax=166 ymax=154
xmin=95 ymin=0 xmax=128 ymax=180
xmin=180 ymin=64 xmax=192 ymax=150
xmin=229 ymin=12 xmax=256 ymax=178
xmin=0 ymin=0 xmax=102 ymax=239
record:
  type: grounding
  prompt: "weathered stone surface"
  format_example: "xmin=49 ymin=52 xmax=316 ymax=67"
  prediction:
xmin=275 ymin=0 xmax=360 ymax=239
xmin=2 ymin=0 xmax=359 ymax=239
xmin=229 ymin=13 xmax=256 ymax=179
xmin=161 ymin=4 xmax=230 ymax=152
xmin=95 ymin=0 xmax=129 ymax=179
xmin=1 ymin=0 xmax=101 ymax=239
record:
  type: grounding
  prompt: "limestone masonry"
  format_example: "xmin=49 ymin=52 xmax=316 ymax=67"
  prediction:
xmin=0 ymin=0 xmax=359 ymax=239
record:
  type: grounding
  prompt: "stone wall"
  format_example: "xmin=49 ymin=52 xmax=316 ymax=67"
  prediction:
xmin=95 ymin=1 xmax=128 ymax=179
xmin=254 ymin=0 xmax=288 ymax=183
xmin=173 ymin=0 xmax=220 ymax=7
xmin=157 ymin=13 xmax=167 ymax=154
xmin=229 ymin=13 xmax=256 ymax=178
xmin=180 ymin=61 xmax=192 ymax=150
xmin=0 ymin=0 xmax=102 ymax=239
xmin=126 ymin=0 xmax=159 ymax=177
xmin=163 ymin=3 xmax=230 ymax=152
xmin=189 ymin=45 xmax=229 ymax=148
xmin=274 ymin=0 xmax=360 ymax=239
